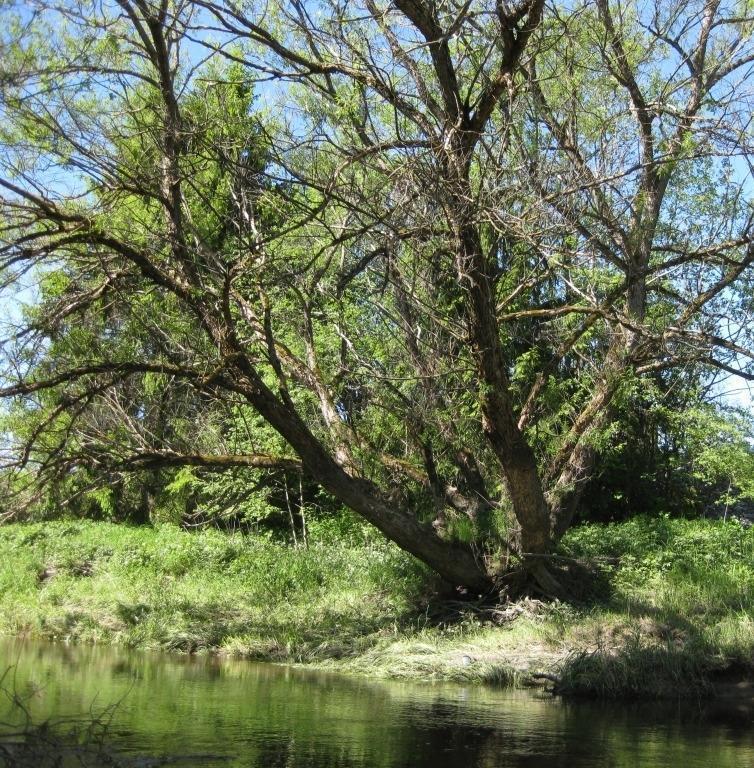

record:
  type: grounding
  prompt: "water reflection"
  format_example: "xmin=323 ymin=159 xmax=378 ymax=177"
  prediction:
xmin=1 ymin=638 xmax=752 ymax=767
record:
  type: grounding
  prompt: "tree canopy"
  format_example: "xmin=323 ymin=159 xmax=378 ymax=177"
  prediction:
xmin=1 ymin=0 xmax=753 ymax=592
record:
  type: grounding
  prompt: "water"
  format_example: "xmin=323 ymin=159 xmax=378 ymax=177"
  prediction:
xmin=1 ymin=637 xmax=753 ymax=767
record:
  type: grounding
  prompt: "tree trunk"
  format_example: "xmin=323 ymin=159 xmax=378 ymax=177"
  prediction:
xmin=454 ymin=221 xmax=552 ymax=560
xmin=226 ymin=354 xmax=494 ymax=592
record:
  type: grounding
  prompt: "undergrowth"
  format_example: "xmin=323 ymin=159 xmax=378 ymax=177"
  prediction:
xmin=0 ymin=521 xmax=427 ymax=661
xmin=557 ymin=516 xmax=754 ymax=697
xmin=0 ymin=516 xmax=752 ymax=697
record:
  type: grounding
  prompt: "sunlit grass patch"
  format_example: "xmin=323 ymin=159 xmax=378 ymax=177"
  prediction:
xmin=0 ymin=520 xmax=426 ymax=658
xmin=0 ymin=516 xmax=753 ymax=696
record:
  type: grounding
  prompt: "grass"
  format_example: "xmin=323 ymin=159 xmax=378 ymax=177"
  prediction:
xmin=555 ymin=516 xmax=754 ymax=697
xmin=0 ymin=520 xmax=429 ymax=661
xmin=0 ymin=516 xmax=753 ymax=697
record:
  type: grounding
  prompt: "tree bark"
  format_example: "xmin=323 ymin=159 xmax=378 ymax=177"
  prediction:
xmin=224 ymin=353 xmax=493 ymax=592
xmin=454 ymin=221 xmax=552 ymax=558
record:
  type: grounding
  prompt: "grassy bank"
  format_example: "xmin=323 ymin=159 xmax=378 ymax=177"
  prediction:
xmin=1 ymin=517 xmax=753 ymax=698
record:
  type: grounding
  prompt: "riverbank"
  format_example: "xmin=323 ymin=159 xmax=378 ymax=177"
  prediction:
xmin=0 ymin=517 xmax=752 ymax=698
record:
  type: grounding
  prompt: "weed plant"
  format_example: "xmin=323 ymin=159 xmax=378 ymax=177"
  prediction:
xmin=0 ymin=521 xmax=426 ymax=660
xmin=0 ymin=516 xmax=753 ymax=697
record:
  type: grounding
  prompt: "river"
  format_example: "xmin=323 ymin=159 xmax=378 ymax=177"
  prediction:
xmin=1 ymin=638 xmax=753 ymax=767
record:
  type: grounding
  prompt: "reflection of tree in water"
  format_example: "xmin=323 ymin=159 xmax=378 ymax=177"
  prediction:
xmin=242 ymin=696 xmax=596 ymax=768
xmin=254 ymin=735 xmax=366 ymax=768
xmin=2 ymin=639 xmax=754 ymax=768
xmin=376 ymin=698 xmax=592 ymax=768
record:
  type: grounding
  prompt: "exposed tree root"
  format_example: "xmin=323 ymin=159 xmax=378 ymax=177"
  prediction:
xmin=528 ymin=560 xmax=568 ymax=600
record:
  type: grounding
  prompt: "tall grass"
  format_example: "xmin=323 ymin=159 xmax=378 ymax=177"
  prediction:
xmin=1 ymin=516 xmax=753 ymax=696
xmin=0 ymin=521 xmax=427 ymax=660
xmin=557 ymin=517 xmax=754 ymax=696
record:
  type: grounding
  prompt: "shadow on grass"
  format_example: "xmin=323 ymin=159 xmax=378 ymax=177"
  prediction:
xmin=150 ymin=598 xmax=428 ymax=660
xmin=556 ymin=595 xmax=754 ymax=700
xmin=556 ymin=638 xmax=714 ymax=699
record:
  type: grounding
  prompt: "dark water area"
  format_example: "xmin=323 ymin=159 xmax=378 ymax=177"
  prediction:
xmin=1 ymin=637 xmax=753 ymax=767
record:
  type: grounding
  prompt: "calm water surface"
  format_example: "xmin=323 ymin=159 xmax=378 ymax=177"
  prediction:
xmin=1 ymin=637 xmax=753 ymax=767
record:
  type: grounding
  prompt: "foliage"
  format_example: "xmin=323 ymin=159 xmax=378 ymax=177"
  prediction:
xmin=1 ymin=0 xmax=753 ymax=590
xmin=579 ymin=388 xmax=754 ymax=520
xmin=557 ymin=516 xmax=754 ymax=696
xmin=0 ymin=520 xmax=428 ymax=659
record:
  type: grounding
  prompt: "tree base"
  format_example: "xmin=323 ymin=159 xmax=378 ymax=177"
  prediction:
xmin=492 ymin=554 xmax=612 ymax=602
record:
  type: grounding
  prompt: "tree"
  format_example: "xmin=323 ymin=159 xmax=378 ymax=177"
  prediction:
xmin=1 ymin=0 xmax=753 ymax=593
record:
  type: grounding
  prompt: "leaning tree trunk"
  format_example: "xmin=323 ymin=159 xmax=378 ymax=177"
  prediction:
xmin=219 ymin=348 xmax=495 ymax=592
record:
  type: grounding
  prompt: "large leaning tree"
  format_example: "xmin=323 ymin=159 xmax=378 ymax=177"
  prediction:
xmin=1 ymin=0 xmax=753 ymax=593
